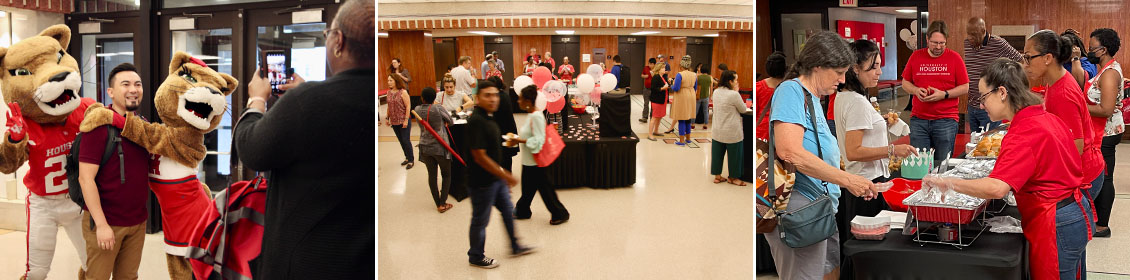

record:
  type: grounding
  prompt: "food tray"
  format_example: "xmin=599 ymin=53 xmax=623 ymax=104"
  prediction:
xmin=851 ymin=229 xmax=888 ymax=241
xmin=909 ymin=200 xmax=989 ymax=224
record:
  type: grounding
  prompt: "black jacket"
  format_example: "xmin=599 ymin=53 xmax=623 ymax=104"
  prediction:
xmin=650 ymin=75 xmax=667 ymax=104
xmin=234 ymin=68 xmax=375 ymax=279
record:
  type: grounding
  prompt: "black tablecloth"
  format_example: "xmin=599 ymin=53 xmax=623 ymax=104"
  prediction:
xmin=841 ymin=206 xmax=1027 ymax=280
xmin=742 ymin=113 xmax=753 ymax=182
xmin=546 ymin=114 xmax=639 ymax=188
xmin=447 ymin=123 xmax=470 ymax=201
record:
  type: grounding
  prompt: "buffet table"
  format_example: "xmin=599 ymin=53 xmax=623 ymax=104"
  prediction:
xmin=546 ymin=114 xmax=639 ymax=188
xmin=841 ymin=205 xmax=1028 ymax=280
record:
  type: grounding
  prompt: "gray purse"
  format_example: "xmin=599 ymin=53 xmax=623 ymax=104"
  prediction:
xmin=776 ymin=85 xmax=838 ymax=248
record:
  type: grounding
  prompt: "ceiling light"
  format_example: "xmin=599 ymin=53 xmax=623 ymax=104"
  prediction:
xmin=469 ymin=31 xmax=500 ymax=36
xmin=631 ymin=31 xmax=660 ymax=35
xmin=556 ymin=30 xmax=575 ymax=35
xmin=704 ymin=34 xmax=719 ymax=37
xmin=895 ymin=9 xmax=917 ymax=13
xmin=424 ymin=33 xmax=432 ymax=37
xmin=378 ymin=32 xmax=388 ymax=37
xmin=672 ymin=36 xmax=686 ymax=40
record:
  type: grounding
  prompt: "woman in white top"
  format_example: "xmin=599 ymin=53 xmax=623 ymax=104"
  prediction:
xmin=709 ymin=70 xmax=752 ymax=185
xmin=508 ymin=85 xmax=569 ymax=224
xmin=1084 ymin=28 xmax=1124 ymax=237
xmin=434 ymin=73 xmax=474 ymax=115
xmin=833 ymin=40 xmax=917 ymax=245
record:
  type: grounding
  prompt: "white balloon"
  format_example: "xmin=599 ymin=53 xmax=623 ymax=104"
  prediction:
xmin=586 ymin=64 xmax=603 ymax=80
xmin=535 ymin=90 xmax=548 ymax=112
xmin=513 ymin=76 xmax=534 ymax=93
xmin=542 ymin=80 xmax=566 ymax=102
xmin=600 ymin=73 xmax=618 ymax=93
xmin=577 ymin=74 xmax=595 ymax=94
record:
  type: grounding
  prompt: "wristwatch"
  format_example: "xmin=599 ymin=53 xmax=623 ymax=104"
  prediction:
xmin=944 ymin=91 xmax=950 ymax=99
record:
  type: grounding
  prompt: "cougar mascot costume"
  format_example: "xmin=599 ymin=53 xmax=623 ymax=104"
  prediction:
xmin=0 ymin=25 xmax=91 ymax=280
xmin=81 ymin=52 xmax=236 ymax=279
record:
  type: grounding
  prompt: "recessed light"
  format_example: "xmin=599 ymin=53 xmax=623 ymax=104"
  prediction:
xmin=895 ymin=9 xmax=917 ymax=13
xmin=378 ymin=32 xmax=388 ymax=37
xmin=469 ymin=31 xmax=500 ymax=36
xmin=556 ymin=30 xmax=575 ymax=35
xmin=424 ymin=33 xmax=432 ymax=37
xmin=631 ymin=31 xmax=660 ymax=35
xmin=704 ymin=34 xmax=719 ymax=37
xmin=672 ymin=36 xmax=686 ymax=40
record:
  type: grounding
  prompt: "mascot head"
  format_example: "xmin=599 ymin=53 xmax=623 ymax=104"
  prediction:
xmin=154 ymin=51 xmax=237 ymax=132
xmin=0 ymin=24 xmax=80 ymax=124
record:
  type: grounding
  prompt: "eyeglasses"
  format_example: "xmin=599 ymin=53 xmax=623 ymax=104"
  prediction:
xmin=1021 ymin=52 xmax=1048 ymax=65
xmin=928 ymin=40 xmax=947 ymax=46
xmin=322 ymin=28 xmax=339 ymax=38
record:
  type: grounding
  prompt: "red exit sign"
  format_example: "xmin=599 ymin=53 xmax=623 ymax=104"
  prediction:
xmin=840 ymin=0 xmax=858 ymax=7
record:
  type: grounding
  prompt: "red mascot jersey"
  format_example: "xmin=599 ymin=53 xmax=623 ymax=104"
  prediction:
xmin=21 ymin=98 xmax=94 ymax=196
xmin=148 ymin=153 xmax=212 ymax=256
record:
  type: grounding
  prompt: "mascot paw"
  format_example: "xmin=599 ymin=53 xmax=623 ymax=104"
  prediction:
xmin=79 ymin=105 xmax=115 ymax=133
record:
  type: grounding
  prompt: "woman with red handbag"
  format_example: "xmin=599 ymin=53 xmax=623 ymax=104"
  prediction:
xmin=509 ymin=85 xmax=570 ymax=225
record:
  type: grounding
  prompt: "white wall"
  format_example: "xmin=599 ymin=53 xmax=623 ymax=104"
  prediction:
xmin=779 ymin=13 xmax=823 ymax=67
xmin=827 ymin=8 xmax=898 ymax=81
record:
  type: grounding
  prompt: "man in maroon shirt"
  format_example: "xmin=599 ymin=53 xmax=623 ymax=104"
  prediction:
xmin=77 ymin=63 xmax=151 ymax=279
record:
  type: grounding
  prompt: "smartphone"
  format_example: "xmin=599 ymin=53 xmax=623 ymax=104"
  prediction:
xmin=264 ymin=51 xmax=288 ymax=94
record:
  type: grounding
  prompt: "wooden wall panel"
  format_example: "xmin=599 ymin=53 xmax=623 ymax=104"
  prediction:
xmin=929 ymin=0 xmax=1130 ymax=114
xmin=579 ymin=35 xmax=619 ymax=74
xmin=456 ymin=36 xmax=487 ymax=76
xmin=386 ymin=31 xmax=436 ymax=96
xmin=378 ymin=37 xmax=392 ymax=90
xmin=756 ymin=0 xmax=771 ymax=81
xmin=511 ymin=35 xmax=553 ymax=79
xmin=646 ymin=36 xmax=688 ymax=74
xmin=713 ymin=31 xmax=754 ymax=90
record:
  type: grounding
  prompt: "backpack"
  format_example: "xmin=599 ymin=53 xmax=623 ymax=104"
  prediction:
xmin=617 ymin=65 xmax=631 ymax=90
xmin=187 ymin=177 xmax=268 ymax=280
xmin=66 ymin=126 xmax=123 ymax=208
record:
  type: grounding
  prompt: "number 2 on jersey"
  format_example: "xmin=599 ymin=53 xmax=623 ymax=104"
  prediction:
xmin=44 ymin=154 xmax=67 ymax=193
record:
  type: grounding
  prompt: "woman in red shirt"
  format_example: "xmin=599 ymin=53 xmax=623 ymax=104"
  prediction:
xmin=925 ymin=58 xmax=1090 ymax=280
xmin=756 ymin=52 xmax=786 ymax=140
xmin=1023 ymin=30 xmax=1105 ymax=204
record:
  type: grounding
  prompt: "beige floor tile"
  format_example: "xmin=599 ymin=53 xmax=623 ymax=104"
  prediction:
xmin=0 ymin=229 xmax=173 ymax=279
xmin=379 ymin=95 xmax=754 ymax=279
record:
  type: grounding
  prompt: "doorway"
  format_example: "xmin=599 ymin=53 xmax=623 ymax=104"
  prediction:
xmin=433 ymin=37 xmax=457 ymax=89
xmin=617 ymin=36 xmax=646 ymax=95
xmin=551 ymin=35 xmax=580 ymax=81
xmin=484 ymin=36 xmax=514 ymax=87
xmin=686 ymin=37 xmax=713 ymax=76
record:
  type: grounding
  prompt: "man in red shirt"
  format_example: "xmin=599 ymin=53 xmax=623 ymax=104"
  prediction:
xmin=77 ymin=63 xmax=150 ymax=279
xmin=756 ymin=52 xmax=787 ymax=140
xmin=640 ymin=58 xmax=656 ymax=123
xmin=902 ymin=20 xmax=970 ymax=165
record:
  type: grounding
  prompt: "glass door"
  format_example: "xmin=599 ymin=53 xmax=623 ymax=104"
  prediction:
xmin=73 ymin=17 xmax=140 ymax=104
xmin=160 ymin=11 xmax=243 ymax=191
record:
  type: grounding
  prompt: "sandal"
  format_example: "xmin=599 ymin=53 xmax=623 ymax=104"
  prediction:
xmin=652 ymin=133 xmax=664 ymax=137
xmin=727 ymin=178 xmax=747 ymax=186
xmin=405 ymin=162 xmax=414 ymax=169
xmin=713 ymin=177 xmax=726 ymax=184
xmin=438 ymin=203 xmax=453 ymax=213
xmin=648 ymin=137 xmax=657 ymax=141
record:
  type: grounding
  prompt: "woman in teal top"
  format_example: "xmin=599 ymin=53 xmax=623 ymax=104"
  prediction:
xmin=509 ymin=85 xmax=570 ymax=225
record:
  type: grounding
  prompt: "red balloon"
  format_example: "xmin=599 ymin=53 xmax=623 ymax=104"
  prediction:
xmin=547 ymin=97 xmax=566 ymax=113
xmin=533 ymin=66 xmax=553 ymax=89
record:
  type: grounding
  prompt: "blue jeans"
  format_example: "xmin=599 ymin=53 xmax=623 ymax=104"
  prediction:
xmin=909 ymin=117 xmax=958 ymax=166
xmin=967 ymin=106 xmax=1000 ymax=132
xmin=467 ymin=179 xmax=520 ymax=262
xmin=392 ymin=122 xmax=414 ymax=162
xmin=1056 ymin=195 xmax=1092 ymax=280
xmin=1088 ymin=173 xmax=1104 ymax=206
xmin=695 ymin=98 xmax=709 ymax=124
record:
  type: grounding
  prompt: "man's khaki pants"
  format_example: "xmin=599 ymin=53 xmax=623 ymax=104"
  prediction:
xmin=81 ymin=212 xmax=145 ymax=280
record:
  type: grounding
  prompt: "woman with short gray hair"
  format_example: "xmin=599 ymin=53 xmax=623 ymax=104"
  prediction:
xmin=765 ymin=31 xmax=877 ymax=279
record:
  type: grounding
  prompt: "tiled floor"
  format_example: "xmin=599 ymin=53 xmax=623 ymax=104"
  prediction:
xmin=0 ymin=230 xmax=173 ymax=278
xmin=378 ymin=95 xmax=754 ymax=279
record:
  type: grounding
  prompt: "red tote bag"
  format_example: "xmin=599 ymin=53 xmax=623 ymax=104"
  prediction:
xmin=534 ymin=123 xmax=565 ymax=167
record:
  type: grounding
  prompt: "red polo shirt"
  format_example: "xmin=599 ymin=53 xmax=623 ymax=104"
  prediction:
xmin=989 ymin=104 xmax=1081 ymax=199
xmin=756 ymin=79 xmax=774 ymax=139
xmin=902 ymin=48 xmax=969 ymax=122
xmin=1043 ymin=72 xmax=1105 ymax=182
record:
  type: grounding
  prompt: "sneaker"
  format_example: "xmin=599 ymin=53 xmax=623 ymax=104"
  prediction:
xmin=550 ymin=219 xmax=569 ymax=225
xmin=639 ymin=118 xmax=648 ymax=123
xmin=512 ymin=246 xmax=537 ymax=257
xmin=676 ymin=141 xmax=686 ymax=146
xmin=470 ymin=257 xmax=499 ymax=269
xmin=1095 ymin=228 xmax=1112 ymax=238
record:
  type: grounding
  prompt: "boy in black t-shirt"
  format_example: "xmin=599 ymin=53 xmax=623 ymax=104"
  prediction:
xmin=465 ymin=81 xmax=535 ymax=269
